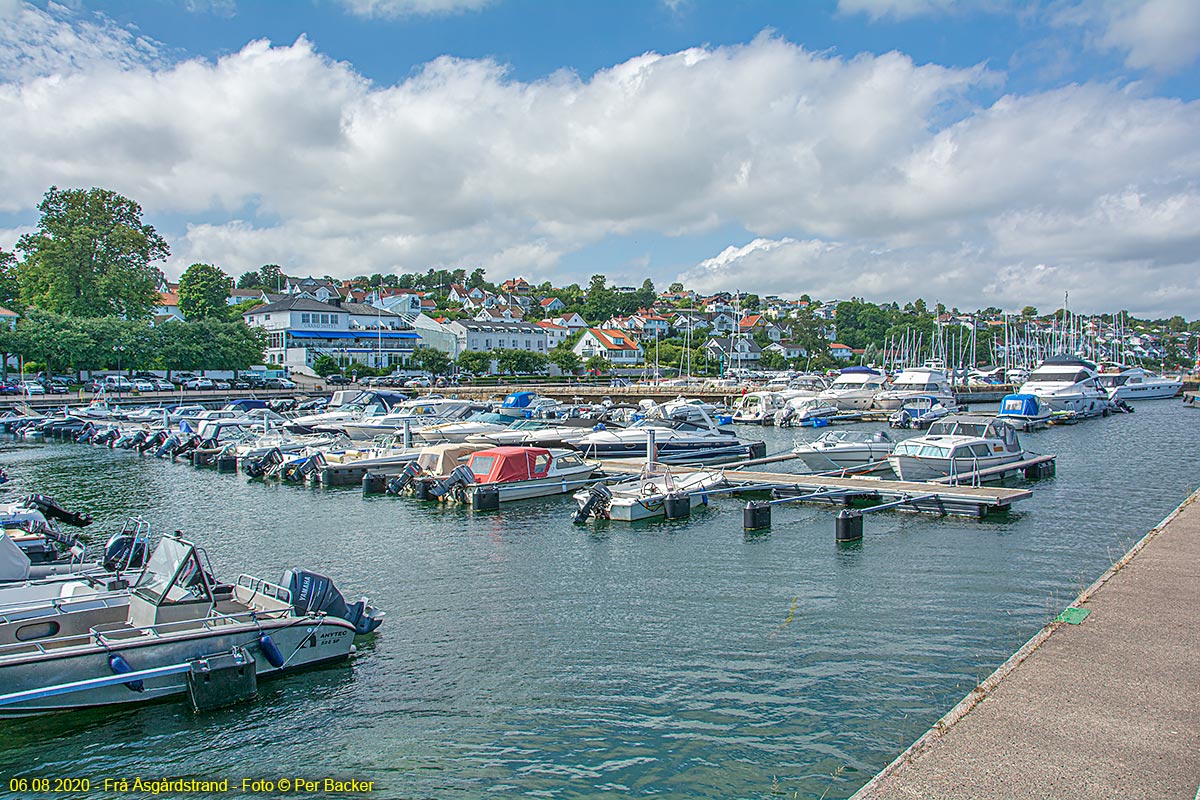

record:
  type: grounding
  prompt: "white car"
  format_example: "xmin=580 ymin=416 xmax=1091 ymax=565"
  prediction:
xmin=184 ymin=377 xmax=215 ymax=390
xmin=132 ymin=379 xmax=156 ymax=393
xmin=21 ymin=381 xmax=46 ymax=395
xmin=152 ymin=379 xmax=174 ymax=391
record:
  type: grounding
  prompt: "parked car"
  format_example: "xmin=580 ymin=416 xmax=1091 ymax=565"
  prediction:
xmin=101 ymin=375 xmax=134 ymax=392
xmin=265 ymin=377 xmax=296 ymax=389
xmin=172 ymin=372 xmax=197 ymax=386
xmin=130 ymin=378 xmax=155 ymax=393
xmin=152 ymin=378 xmax=174 ymax=391
xmin=21 ymin=381 xmax=46 ymax=395
xmin=47 ymin=380 xmax=69 ymax=395
xmin=184 ymin=377 xmax=214 ymax=390
xmin=404 ymin=377 xmax=432 ymax=388
xmin=326 ymin=374 xmax=351 ymax=385
xmin=213 ymin=380 xmax=231 ymax=390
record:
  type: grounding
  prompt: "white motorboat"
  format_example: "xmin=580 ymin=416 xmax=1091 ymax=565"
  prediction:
xmin=731 ymin=392 xmax=785 ymax=424
xmin=872 ymin=367 xmax=958 ymax=411
xmin=426 ymin=446 xmax=598 ymax=504
xmin=888 ymin=396 xmax=955 ymax=429
xmin=287 ymin=390 xmax=409 ymax=434
xmin=818 ymin=367 xmax=890 ymax=411
xmin=573 ymin=401 xmax=749 ymax=462
xmin=1096 ymin=367 xmax=1182 ymax=401
xmin=793 ymin=430 xmax=894 ymax=473
xmin=774 ymin=397 xmax=839 ymax=427
xmin=781 ymin=375 xmax=830 ymax=398
xmin=572 ymin=467 xmax=726 ymax=522
xmin=996 ymin=393 xmax=1052 ymax=431
xmin=415 ymin=411 xmax=511 ymax=443
xmin=337 ymin=398 xmax=482 ymax=441
xmin=0 ymin=533 xmax=382 ymax=715
xmin=465 ymin=418 xmax=602 ymax=447
xmin=887 ymin=416 xmax=1025 ymax=482
xmin=1018 ymin=356 xmax=1111 ymax=416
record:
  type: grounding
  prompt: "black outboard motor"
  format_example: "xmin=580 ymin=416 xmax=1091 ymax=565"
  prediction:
xmin=386 ymin=461 xmax=423 ymax=496
xmin=283 ymin=569 xmax=383 ymax=635
xmin=22 ymin=494 xmax=94 ymax=528
xmin=171 ymin=434 xmax=201 ymax=458
xmin=154 ymin=434 xmax=181 ymax=459
xmin=429 ymin=464 xmax=476 ymax=499
xmin=281 ymin=453 xmax=322 ymax=483
xmin=93 ymin=428 xmax=118 ymax=446
xmin=243 ymin=448 xmax=283 ymax=478
xmin=137 ymin=430 xmax=167 ymax=454
xmin=102 ymin=532 xmax=149 ymax=572
xmin=75 ymin=422 xmax=97 ymax=443
xmin=573 ymin=482 xmax=613 ymax=523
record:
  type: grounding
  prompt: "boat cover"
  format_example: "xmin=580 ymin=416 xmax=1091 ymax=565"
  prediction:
xmin=467 ymin=446 xmax=552 ymax=482
xmin=999 ymin=394 xmax=1042 ymax=418
xmin=0 ymin=534 xmax=32 ymax=581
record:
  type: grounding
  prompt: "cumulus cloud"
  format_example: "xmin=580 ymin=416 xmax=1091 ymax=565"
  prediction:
xmin=1056 ymin=0 xmax=1200 ymax=74
xmin=337 ymin=0 xmax=493 ymax=19
xmin=2 ymin=6 xmax=1200 ymax=315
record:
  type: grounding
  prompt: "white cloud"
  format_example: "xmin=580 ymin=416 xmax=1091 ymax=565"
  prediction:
xmin=337 ymin=0 xmax=493 ymax=19
xmin=3 ymin=7 xmax=1200 ymax=315
xmin=836 ymin=0 xmax=961 ymax=21
xmin=1056 ymin=0 xmax=1200 ymax=74
xmin=0 ymin=1 xmax=163 ymax=81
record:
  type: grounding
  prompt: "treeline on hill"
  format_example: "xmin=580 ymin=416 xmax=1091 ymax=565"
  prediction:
xmin=0 ymin=186 xmax=266 ymax=377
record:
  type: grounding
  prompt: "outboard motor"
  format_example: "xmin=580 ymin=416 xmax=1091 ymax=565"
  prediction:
xmin=22 ymin=494 xmax=94 ymax=528
xmin=242 ymin=448 xmax=283 ymax=478
xmin=281 ymin=454 xmax=321 ymax=483
xmin=283 ymin=569 xmax=384 ymax=635
xmin=93 ymin=428 xmax=118 ymax=446
xmin=171 ymin=434 xmax=201 ymax=458
xmin=573 ymin=482 xmax=613 ymax=523
xmin=773 ymin=407 xmax=793 ymax=428
xmin=137 ymin=430 xmax=167 ymax=454
xmin=386 ymin=460 xmax=423 ymax=496
xmin=430 ymin=464 xmax=476 ymax=499
xmin=102 ymin=531 xmax=149 ymax=572
xmin=75 ymin=422 xmax=97 ymax=443
xmin=153 ymin=433 xmax=180 ymax=459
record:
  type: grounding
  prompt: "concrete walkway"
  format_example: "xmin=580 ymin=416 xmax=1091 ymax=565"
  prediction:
xmin=852 ymin=488 xmax=1200 ymax=800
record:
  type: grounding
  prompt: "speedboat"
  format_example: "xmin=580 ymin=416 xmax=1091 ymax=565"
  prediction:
xmin=337 ymin=398 xmax=482 ymax=441
xmin=423 ymin=446 xmax=597 ymax=504
xmin=414 ymin=411 xmax=511 ymax=443
xmin=572 ymin=466 xmax=726 ymax=522
xmin=573 ymin=401 xmax=749 ymax=463
xmin=888 ymin=396 xmax=955 ymax=429
xmin=0 ymin=532 xmax=382 ymax=715
xmin=287 ymin=391 xmax=409 ymax=434
xmin=818 ymin=367 xmax=890 ymax=411
xmin=774 ymin=397 xmax=839 ymax=427
xmin=997 ymin=393 xmax=1052 ymax=431
xmin=1096 ymin=367 xmax=1182 ymax=401
xmin=1018 ymin=356 xmax=1111 ymax=417
xmin=495 ymin=391 xmax=544 ymax=420
xmin=731 ymin=392 xmax=784 ymax=424
xmin=793 ymin=430 xmax=893 ymax=473
xmin=872 ymin=367 xmax=957 ymax=411
xmin=1 ymin=503 xmax=148 ymax=585
xmin=465 ymin=418 xmax=604 ymax=447
xmin=887 ymin=416 xmax=1025 ymax=482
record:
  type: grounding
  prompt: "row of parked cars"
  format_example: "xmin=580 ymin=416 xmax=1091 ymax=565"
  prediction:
xmin=1 ymin=373 xmax=298 ymax=395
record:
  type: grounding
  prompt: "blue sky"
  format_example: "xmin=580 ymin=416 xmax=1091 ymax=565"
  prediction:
xmin=1 ymin=0 xmax=1199 ymax=315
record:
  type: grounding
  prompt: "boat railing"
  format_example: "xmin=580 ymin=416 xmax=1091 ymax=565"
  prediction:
xmin=235 ymin=574 xmax=292 ymax=605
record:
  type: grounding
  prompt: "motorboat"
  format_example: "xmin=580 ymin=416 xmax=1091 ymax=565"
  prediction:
xmin=888 ymin=396 xmax=955 ymax=429
xmin=0 ymin=532 xmax=382 ymax=715
xmin=818 ymin=367 xmax=890 ymax=411
xmin=413 ymin=411 xmax=511 ymax=443
xmin=793 ymin=430 xmax=893 ymax=473
xmin=286 ymin=390 xmax=409 ymax=434
xmin=1096 ymin=367 xmax=1182 ymax=401
xmin=383 ymin=442 xmax=491 ymax=495
xmin=996 ymin=393 xmax=1052 ymax=431
xmin=572 ymin=466 xmax=726 ymax=522
xmin=1 ymin=496 xmax=96 ymax=582
xmin=887 ymin=415 xmax=1025 ymax=482
xmin=495 ymin=391 xmax=544 ymax=420
xmin=873 ymin=367 xmax=958 ymax=411
xmin=731 ymin=392 xmax=784 ymax=424
xmin=336 ymin=398 xmax=483 ymax=441
xmin=465 ymin=418 xmax=604 ymax=447
xmin=423 ymin=446 xmax=597 ymax=504
xmin=774 ymin=397 xmax=839 ymax=427
xmin=1018 ymin=356 xmax=1111 ymax=417
xmin=573 ymin=401 xmax=750 ymax=463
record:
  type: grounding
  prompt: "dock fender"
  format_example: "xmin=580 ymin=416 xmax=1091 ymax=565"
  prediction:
xmin=258 ymin=633 xmax=285 ymax=669
xmin=108 ymin=653 xmax=145 ymax=692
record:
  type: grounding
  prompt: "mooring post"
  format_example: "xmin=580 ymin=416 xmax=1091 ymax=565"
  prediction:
xmin=835 ymin=509 xmax=863 ymax=542
xmin=743 ymin=501 xmax=771 ymax=531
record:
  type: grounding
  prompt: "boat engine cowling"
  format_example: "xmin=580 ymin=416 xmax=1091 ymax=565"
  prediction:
xmin=574 ymin=482 xmax=613 ymax=523
xmin=430 ymin=464 xmax=476 ymax=498
xmin=103 ymin=532 xmax=148 ymax=572
xmin=386 ymin=461 xmax=423 ymax=496
xmin=283 ymin=569 xmax=383 ymax=635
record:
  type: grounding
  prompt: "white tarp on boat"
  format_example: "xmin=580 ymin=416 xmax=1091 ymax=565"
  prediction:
xmin=0 ymin=534 xmax=32 ymax=582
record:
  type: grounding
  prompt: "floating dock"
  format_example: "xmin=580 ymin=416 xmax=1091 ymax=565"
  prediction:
xmin=850 ymin=486 xmax=1200 ymax=800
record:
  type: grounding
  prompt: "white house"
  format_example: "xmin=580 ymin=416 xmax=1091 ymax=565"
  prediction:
xmin=551 ymin=312 xmax=588 ymax=333
xmin=155 ymin=289 xmax=185 ymax=324
xmin=828 ymin=342 xmax=854 ymax=361
xmin=705 ymin=336 xmax=761 ymax=368
xmin=536 ymin=319 xmax=570 ymax=349
xmin=766 ymin=341 xmax=806 ymax=360
xmin=573 ymin=328 xmax=644 ymax=365
xmin=708 ymin=312 xmax=736 ymax=333
xmin=447 ymin=320 xmax=548 ymax=359
xmin=243 ymin=296 xmax=419 ymax=370
xmin=538 ymin=297 xmax=565 ymax=314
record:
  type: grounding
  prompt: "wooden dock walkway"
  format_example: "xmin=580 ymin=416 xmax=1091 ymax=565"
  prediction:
xmin=850 ymin=487 xmax=1200 ymax=800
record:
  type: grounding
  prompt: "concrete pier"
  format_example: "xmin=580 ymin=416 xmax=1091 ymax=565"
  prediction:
xmin=851 ymin=487 xmax=1200 ymax=800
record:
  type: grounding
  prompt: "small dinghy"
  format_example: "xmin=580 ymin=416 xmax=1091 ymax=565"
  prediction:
xmin=572 ymin=466 xmax=726 ymax=523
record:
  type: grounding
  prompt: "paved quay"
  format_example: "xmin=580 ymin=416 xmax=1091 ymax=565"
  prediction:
xmin=851 ymin=487 xmax=1200 ymax=800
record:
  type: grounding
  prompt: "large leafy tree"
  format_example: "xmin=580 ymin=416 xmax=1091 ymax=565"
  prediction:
xmin=0 ymin=249 xmax=20 ymax=310
xmin=410 ymin=346 xmax=451 ymax=375
xmin=16 ymin=186 xmax=168 ymax=319
xmin=178 ymin=263 xmax=232 ymax=320
xmin=456 ymin=350 xmax=493 ymax=374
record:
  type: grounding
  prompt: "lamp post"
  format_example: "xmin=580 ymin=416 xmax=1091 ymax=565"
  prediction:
xmin=113 ymin=345 xmax=126 ymax=396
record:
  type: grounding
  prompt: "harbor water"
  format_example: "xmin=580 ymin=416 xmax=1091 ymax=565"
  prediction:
xmin=1 ymin=401 xmax=1197 ymax=799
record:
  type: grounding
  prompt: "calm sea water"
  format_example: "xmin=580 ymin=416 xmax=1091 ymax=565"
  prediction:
xmin=1 ymin=402 xmax=1198 ymax=799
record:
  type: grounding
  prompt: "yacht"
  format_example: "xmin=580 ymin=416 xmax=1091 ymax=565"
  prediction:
xmin=774 ymin=397 xmax=839 ymax=427
xmin=0 ymin=533 xmax=381 ymax=714
xmin=872 ymin=367 xmax=957 ymax=411
xmin=1017 ymin=356 xmax=1111 ymax=416
xmin=1096 ymin=367 xmax=1182 ymax=401
xmin=573 ymin=401 xmax=749 ymax=462
xmin=887 ymin=415 xmax=1025 ymax=482
xmin=818 ymin=367 xmax=890 ymax=411
xmin=793 ymin=430 xmax=893 ymax=473
xmin=336 ymin=398 xmax=482 ymax=441
xmin=286 ymin=390 xmax=409 ymax=434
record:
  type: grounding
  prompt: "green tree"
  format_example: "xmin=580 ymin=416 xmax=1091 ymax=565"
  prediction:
xmin=1021 ymin=305 xmax=1038 ymax=318
xmin=456 ymin=350 xmax=493 ymax=375
xmin=549 ymin=347 xmax=581 ymax=374
xmin=16 ymin=186 xmax=168 ymax=319
xmin=236 ymin=271 xmax=262 ymax=289
xmin=411 ymin=346 xmax=451 ymax=375
xmin=178 ymin=263 xmax=232 ymax=320
xmin=668 ymin=282 xmax=684 ymax=294
xmin=312 ymin=354 xmax=342 ymax=376
xmin=743 ymin=294 xmax=760 ymax=311
xmin=584 ymin=354 xmax=609 ymax=374
xmin=0 ymin=249 xmax=20 ymax=310
xmin=759 ymin=351 xmax=786 ymax=370
xmin=259 ymin=264 xmax=284 ymax=292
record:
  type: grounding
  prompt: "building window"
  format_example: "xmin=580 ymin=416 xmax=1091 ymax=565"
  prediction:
xmin=301 ymin=313 xmax=310 ymax=324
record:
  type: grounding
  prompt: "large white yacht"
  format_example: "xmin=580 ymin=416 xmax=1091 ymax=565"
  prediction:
xmin=1096 ymin=367 xmax=1182 ymax=401
xmin=573 ymin=401 xmax=748 ymax=462
xmin=872 ymin=366 xmax=957 ymax=411
xmin=817 ymin=367 xmax=890 ymax=411
xmin=887 ymin=415 xmax=1025 ymax=482
xmin=1017 ymin=355 xmax=1111 ymax=416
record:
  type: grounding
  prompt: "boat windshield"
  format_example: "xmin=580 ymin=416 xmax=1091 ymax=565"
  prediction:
xmin=894 ymin=442 xmax=951 ymax=458
xmin=1028 ymin=370 xmax=1091 ymax=384
xmin=133 ymin=537 xmax=211 ymax=606
xmin=928 ymin=420 xmax=988 ymax=437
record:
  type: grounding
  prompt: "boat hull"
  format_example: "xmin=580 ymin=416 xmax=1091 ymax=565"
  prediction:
xmin=887 ymin=452 xmax=1023 ymax=482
